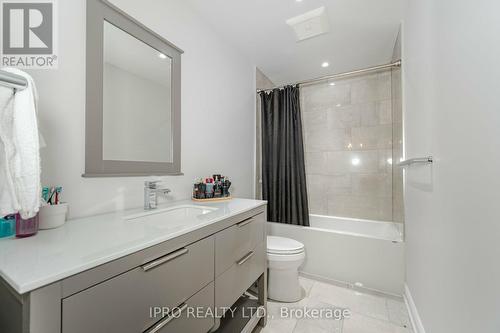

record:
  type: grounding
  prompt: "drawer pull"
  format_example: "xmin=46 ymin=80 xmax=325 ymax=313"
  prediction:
xmin=142 ymin=248 xmax=189 ymax=272
xmin=236 ymin=251 xmax=255 ymax=266
xmin=145 ymin=303 xmax=188 ymax=333
xmin=237 ymin=218 xmax=254 ymax=228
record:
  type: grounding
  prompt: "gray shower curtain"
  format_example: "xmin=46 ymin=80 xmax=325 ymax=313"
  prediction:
xmin=260 ymin=85 xmax=309 ymax=226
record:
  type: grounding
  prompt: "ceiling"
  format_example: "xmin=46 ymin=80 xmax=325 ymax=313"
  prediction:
xmin=186 ymin=0 xmax=405 ymax=85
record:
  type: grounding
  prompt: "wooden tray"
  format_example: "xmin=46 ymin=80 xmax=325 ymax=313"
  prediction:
xmin=192 ymin=196 xmax=232 ymax=202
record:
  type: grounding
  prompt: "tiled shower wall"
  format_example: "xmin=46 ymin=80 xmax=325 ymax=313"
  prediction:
xmin=301 ymin=70 xmax=395 ymax=221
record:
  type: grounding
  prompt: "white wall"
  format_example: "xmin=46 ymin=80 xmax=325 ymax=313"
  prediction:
xmin=29 ymin=0 xmax=256 ymax=218
xmin=403 ymin=1 xmax=500 ymax=332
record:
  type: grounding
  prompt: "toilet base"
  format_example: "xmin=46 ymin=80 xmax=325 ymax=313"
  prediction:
xmin=268 ymin=267 xmax=303 ymax=302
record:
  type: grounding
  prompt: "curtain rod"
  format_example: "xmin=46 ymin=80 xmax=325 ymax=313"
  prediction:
xmin=0 ymin=69 xmax=28 ymax=91
xmin=257 ymin=60 xmax=401 ymax=93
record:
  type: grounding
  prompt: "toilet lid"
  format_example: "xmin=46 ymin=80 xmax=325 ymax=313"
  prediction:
xmin=267 ymin=236 xmax=305 ymax=255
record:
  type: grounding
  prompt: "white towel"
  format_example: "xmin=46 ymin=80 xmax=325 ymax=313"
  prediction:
xmin=0 ymin=68 xmax=41 ymax=219
xmin=0 ymin=86 xmax=18 ymax=216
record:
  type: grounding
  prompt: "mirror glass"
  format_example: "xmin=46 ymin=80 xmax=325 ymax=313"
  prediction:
xmin=102 ymin=21 xmax=172 ymax=163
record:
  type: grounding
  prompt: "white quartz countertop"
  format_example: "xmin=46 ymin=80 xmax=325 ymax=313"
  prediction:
xmin=0 ymin=198 xmax=266 ymax=294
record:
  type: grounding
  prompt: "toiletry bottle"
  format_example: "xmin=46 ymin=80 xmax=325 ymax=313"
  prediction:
xmin=223 ymin=178 xmax=232 ymax=197
xmin=200 ymin=182 xmax=206 ymax=199
xmin=214 ymin=181 xmax=222 ymax=198
xmin=0 ymin=215 xmax=16 ymax=238
xmin=193 ymin=183 xmax=199 ymax=199
xmin=205 ymin=178 xmax=214 ymax=199
xmin=15 ymin=213 xmax=39 ymax=238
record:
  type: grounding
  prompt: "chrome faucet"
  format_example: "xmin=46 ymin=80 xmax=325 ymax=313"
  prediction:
xmin=144 ymin=181 xmax=171 ymax=210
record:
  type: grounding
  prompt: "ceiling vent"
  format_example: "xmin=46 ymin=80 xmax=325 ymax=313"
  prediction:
xmin=286 ymin=6 xmax=330 ymax=42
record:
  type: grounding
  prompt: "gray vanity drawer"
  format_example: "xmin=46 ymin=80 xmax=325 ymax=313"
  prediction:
xmin=149 ymin=282 xmax=214 ymax=333
xmin=215 ymin=242 xmax=266 ymax=310
xmin=215 ymin=213 xmax=265 ymax=277
xmin=62 ymin=236 xmax=214 ymax=333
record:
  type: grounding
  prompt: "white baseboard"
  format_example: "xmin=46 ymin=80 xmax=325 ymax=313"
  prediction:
xmin=299 ymin=271 xmax=403 ymax=300
xmin=404 ymin=284 xmax=426 ymax=333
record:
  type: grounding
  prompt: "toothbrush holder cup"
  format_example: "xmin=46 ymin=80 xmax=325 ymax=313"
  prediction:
xmin=39 ymin=203 xmax=69 ymax=230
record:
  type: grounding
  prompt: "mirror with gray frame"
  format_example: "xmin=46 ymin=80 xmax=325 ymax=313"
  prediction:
xmin=84 ymin=0 xmax=183 ymax=177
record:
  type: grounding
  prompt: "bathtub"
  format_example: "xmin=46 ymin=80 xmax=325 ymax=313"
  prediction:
xmin=267 ymin=214 xmax=405 ymax=296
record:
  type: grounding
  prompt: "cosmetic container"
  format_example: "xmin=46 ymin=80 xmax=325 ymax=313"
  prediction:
xmin=205 ymin=178 xmax=214 ymax=198
xmin=191 ymin=174 xmax=232 ymax=201
xmin=16 ymin=213 xmax=39 ymax=238
xmin=0 ymin=215 xmax=16 ymax=238
xmin=39 ymin=203 xmax=68 ymax=230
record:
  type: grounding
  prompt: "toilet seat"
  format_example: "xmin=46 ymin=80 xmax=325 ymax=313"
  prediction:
xmin=267 ymin=251 xmax=305 ymax=263
xmin=267 ymin=236 xmax=305 ymax=255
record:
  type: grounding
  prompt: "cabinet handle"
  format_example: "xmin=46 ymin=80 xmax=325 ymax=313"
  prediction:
xmin=142 ymin=248 xmax=189 ymax=272
xmin=237 ymin=218 xmax=254 ymax=228
xmin=145 ymin=303 xmax=188 ymax=333
xmin=236 ymin=251 xmax=255 ymax=266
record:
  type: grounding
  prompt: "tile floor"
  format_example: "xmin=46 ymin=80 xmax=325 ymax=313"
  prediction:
xmin=255 ymin=277 xmax=412 ymax=333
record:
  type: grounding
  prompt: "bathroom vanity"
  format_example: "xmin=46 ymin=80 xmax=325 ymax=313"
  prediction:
xmin=0 ymin=199 xmax=267 ymax=333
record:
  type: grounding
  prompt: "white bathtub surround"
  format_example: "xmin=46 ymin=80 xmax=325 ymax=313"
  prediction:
xmin=268 ymin=215 xmax=405 ymax=295
xmin=309 ymin=214 xmax=403 ymax=241
xmin=0 ymin=198 xmax=265 ymax=294
xmin=257 ymin=276 xmax=411 ymax=333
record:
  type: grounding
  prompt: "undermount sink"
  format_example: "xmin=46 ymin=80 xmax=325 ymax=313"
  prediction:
xmin=125 ymin=205 xmax=218 ymax=222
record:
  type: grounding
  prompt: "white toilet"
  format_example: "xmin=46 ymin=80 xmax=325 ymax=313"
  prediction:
xmin=267 ymin=236 xmax=306 ymax=302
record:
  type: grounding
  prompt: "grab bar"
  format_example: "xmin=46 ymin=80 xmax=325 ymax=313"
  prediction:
xmin=397 ymin=156 xmax=433 ymax=167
